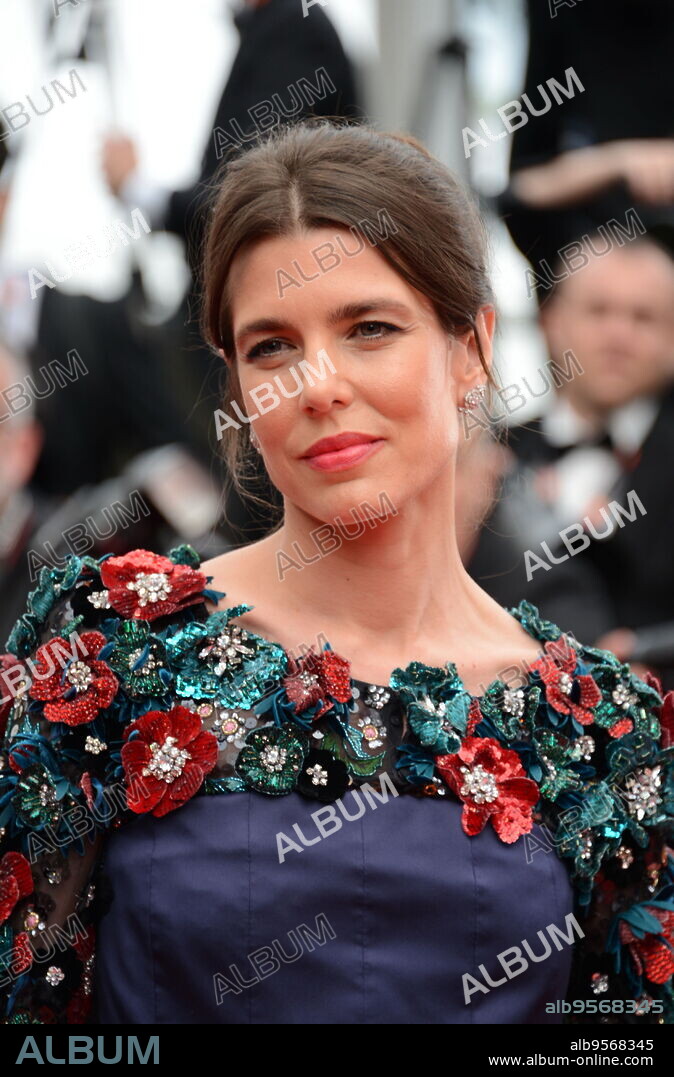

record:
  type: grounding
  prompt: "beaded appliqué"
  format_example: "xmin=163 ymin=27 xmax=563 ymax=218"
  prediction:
xmin=126 ymin=572 xmax=172 ymax=607
xmin=142 ymin=736 xmax=191 ymax=783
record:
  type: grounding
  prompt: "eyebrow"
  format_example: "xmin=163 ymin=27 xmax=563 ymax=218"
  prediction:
xmin=234 ymin=298 xmax=413 ymax=347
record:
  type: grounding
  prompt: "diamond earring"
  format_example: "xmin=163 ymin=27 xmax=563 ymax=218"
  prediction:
xmin=249 ymin=429 xmax=261 ymax=452
xmin=458 ymin=384 xmax=487 ymax=413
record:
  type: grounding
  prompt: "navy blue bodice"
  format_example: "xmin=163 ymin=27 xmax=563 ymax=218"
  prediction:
xmin=93 ymin=789 xmax=574 ymax=1024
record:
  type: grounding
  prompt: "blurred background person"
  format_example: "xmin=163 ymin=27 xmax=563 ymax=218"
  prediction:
xmin=0 ymin=342 xmax=49 ymax=645
xmin=457 ymin=405 xmax=614 ymax=647
xmin=500 ymin=0 xmax=674 ymax=278
xmin=504 ymin=237 xmax=674 ymax=682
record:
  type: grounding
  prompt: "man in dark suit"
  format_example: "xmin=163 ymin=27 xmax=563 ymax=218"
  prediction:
xmin=506 ymin=237 xmax=674 ymax=681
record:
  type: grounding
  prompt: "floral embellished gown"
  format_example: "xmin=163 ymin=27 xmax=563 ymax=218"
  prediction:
xmin=0 ymin=545 xmax=672 ymax=1024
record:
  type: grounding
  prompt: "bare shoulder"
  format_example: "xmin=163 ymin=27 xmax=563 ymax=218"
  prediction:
xmin=201 ymin=537 xmax=278 ymax=607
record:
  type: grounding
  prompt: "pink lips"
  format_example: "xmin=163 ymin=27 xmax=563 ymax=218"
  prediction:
xmin=301 ymin=432 xmax=384 ymax=472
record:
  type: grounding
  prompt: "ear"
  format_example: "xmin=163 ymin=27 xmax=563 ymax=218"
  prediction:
xmin=452 ymin=305 xmax=496 ymax=396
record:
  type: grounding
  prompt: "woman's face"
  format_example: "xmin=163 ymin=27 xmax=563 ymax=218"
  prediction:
xmin=227 ymin=227 xmax=493 ymax=526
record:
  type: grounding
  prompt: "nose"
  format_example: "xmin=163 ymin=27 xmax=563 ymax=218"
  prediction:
xmin=296 ymin=346 xmax=356 ymax=415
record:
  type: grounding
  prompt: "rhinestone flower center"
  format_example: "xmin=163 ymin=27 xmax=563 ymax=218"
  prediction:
xmin=260 ymin=745 xmax=287 ymax=772
xmin=66 ymin=660 xmax=93 ymax=692
xmin=199 ymin=625 xmax=254 ymax=675
xmin=142 ymin=735 xmax=191 ymax=783
xmin=128 ymin=647 xmax=157 ymax=672
xmin=365 ymin=685 xmax=391 ymax=710
xmin=591 ymin=972 xmax=609 ymax=995
xmin=623 ymin=766 xmax=662 ymax=820
xmin=571 ymin=734 xmax=595 ymax=761
xmin=459 ymin=763 xmax=498 ymax=804
xmin=558 ymin=671 xmax=573 ymax=695
xmin=39 ymin=783 xmax=58 ymax=808
xmin=502 ymin=687 xmax=525 ymax=718
xmin=612 ymin=683 xmax=638 ymax=710
xmin=127 ymin=571 xmax=172 ymax=606
xmin=299 ymin=672 xmax=319 ymax=689
xmin=306 ymin=764 xmax=328 ymax=786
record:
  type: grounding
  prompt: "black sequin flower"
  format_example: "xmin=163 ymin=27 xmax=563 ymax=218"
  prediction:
xmin=297 ymin=749 xmax=350 ymax=803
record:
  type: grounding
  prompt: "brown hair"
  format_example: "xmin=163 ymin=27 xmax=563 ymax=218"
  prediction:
xmin=201 ymin=119 xmax=496 ymax=519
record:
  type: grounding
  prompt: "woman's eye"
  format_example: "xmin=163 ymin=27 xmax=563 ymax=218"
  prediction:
xmin=245 ymin=338 xmax=289 ymax=360
xmin=352 ymin=321 xmax=400 ymax=340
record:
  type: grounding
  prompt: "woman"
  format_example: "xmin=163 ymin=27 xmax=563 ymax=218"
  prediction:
xmin=0 ymin=122 xmax=672 ymax=1025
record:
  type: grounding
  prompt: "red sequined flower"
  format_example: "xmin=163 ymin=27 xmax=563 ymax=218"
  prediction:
xmin=12 ymin=932 xmax=33 ymax=975
xmin=619 ymin=907 xmax=674 ymax=984
xmin=121 ymin=705 xmax=218 ymax=818
xmin=100 ymin=549 xmax=207 ymax=622
xmin=436 ymin=736 xmax=540 ymax=844
xmin=0 ymin=851 xmax=34 ymax=924
xmin=28 ymin=631 xmax=119 ymax=726
xmin=608 ymin=717 xmax=633 ymax=739
xmin=530 ymin=637 xmax=601 ymax=726
xmin=283 ymin=649 xmax=351 ymax=719
xmin=466 ymin=699 xmax=483 ymax=737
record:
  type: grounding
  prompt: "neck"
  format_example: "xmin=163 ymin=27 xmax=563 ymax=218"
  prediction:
xmin=253 ymin=466 xmax=497 ymax=653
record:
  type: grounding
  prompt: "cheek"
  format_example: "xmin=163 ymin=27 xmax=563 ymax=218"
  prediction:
xmin=379 ymin=341 xmax=454 ymax=418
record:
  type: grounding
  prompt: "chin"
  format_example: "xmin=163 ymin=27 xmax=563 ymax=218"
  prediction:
xmin=301 ymin=480 xmax=402 ymax=532
xmin=597 ymin=390 xmax=636 ymax=411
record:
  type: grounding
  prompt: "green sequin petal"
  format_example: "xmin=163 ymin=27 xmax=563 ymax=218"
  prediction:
xmin=235 ymin=725 xmax=307 ymax=795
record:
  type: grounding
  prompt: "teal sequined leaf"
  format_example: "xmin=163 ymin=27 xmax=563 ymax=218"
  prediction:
xmin=407 ymin=701 xmax=463 ymax=754
xmin=0 ymin=925 xmax=14 ymax=976
xmin=221 ymin=649 xmax=288 ymax=709
xmin=579 ymin=643 xmax=623 ymax=669
xmin=329 ymin=716 xmax=378 ymax=761
xmin=390 ymin=660 xmax=467 ymax=753
xmin=591 ymin=660 xmax=663 ymax=735
xmin=394 ymin=744 xmax=436 ymax=785
xmin=6 ymin=557 xmax=84 ymax=657
xmin=532 ymin=726 xmax=583 ymax=801
xmin=12 ymin=765 xmax=62 ymax=829
xmin=107 ymin=619 xmax=171 ymax=700
xmin=480 ymin=682 xmax=541 ymax=741
xmin=553 ymin=783 xmax=626 ymax=879
xmin=168 ymin=543 xmax=201 ymax=568
xmin=389 ymin=660 xmax=463 ymax=699
xmin=165 ymin=608 xmax=286 ymax=706
xmin=605 ymin=731 xmax=660 ymax=782
xmin=321 ymin=729 xmax=385 ymax=778
xmin=508 ymin=600 xmax=563 ymax=643
xmin=59 ymin=615 xmax=85 ymax=643
xmin=203 ymin=775 xmax=247 ymax=794
xmin=235 ymin=724 xmax=306 ymax=795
